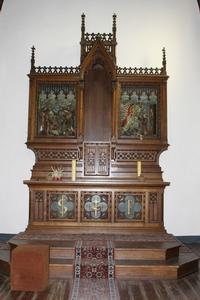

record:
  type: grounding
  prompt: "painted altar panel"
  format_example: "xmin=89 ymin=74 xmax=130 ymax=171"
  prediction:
xmin=47 ymin=191 xmax=78 ymax=221
xmin=81 ymin=192 xmax=111 ymax=222
xmin=119 ymin=85 xmax=160 ymax=139
xmin=115 ymin=192 xmax=145 ymax=222
xmin=37 ymin=83 xmax=77 ymax=137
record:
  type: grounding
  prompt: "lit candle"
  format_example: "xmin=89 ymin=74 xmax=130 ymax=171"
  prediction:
xmin=72 ymin=159 xmax=76 ymax=181
xmin=137 ymin=161 xmax=142 ymax=177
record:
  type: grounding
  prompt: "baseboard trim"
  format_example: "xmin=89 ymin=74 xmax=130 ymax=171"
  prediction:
xmin=176 ymin=236 xmax=200 ymax=244
xmin=0 ymin=234 xmax=16 ymax=241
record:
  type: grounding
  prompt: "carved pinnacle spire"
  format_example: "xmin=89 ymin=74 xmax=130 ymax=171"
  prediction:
xmin=81 ymin=13 xmax=85 ymax=40
xmin=80 ymin=13 xmax=86 ymax=63
xmin=112 ymin=13 xmax=117 ymax=40
xmin=162 ymin=47 xmax=167 ymax=74
xmin=31 ymin=45 xmax=35 ymax=72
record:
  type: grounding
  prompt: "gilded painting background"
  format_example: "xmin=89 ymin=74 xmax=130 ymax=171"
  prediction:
xmin=37 ymin=84 xmax=76 ymax=137
xmin=119 ymin=86 xmax=159 ymax=138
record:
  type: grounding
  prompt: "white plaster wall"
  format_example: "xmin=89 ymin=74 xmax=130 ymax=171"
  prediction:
xmin=0 ymin=0 xmax=199 ymax=235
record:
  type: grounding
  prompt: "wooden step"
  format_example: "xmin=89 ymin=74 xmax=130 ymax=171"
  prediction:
xmin=0 ymin=250 xmax=10 ymax=275
xmin=49 ymin=258 xmax=74 ymax=279
xmin=50 ymin=247 xmax=74 ymax=259
xmin=7 ymin=235 xmax=199 ymax=280
xmin=9 ymin=239 xmax=76 ymax=260
xmin=49 ymin=241 xmax=75 ymax=259
xmin=177 ymin=252 xmax=199 ymax=278
xmin=115 ymin=252 xmax=199 ymax=279
xmin=113 ymin=241 xmax=181 ymax=260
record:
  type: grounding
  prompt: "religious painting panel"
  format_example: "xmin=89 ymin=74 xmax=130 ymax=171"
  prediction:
xmin=81 ymin=192 xmax=111 ymax=222
xmin=115 ymin=192 xmax=145 ymax=221
xmin=47 ymin=191 xmax=77 ymax=221
xmin=37 ymin=83 xmax=77 ymax=137
xmin=119 ymin=85 xmax=160 ymax=139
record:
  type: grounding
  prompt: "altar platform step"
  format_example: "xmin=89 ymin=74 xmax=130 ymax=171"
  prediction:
xmin=42 ymin=241 xmax=75 ymax=278
xmin=115 ymin=252 xmax=199 ymax=279
xmin=113 ymin=241 xmax=181 ymax=260
xmin=0 ymin=249 xmax=10 ymax=275
xmin=6 ymin=235 xmax=199 ymax=280
xmin=9 ymin=239 xmax=76 ymax=260
xmin=49 ymin=258 xmax=74 ymax=278
xmin=9 ymin=240 xmax=76 ymax=279
xmin=49 ymin=241 xmax=75 ymax=259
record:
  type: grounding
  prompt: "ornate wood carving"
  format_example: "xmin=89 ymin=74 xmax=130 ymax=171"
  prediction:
xmin=33 ymin=66 xmax=80 ymax=74
xmin=117 ymin=66 xmax=164 ymax=76
xmin=32 ymin=191 xmax=45 ymax=221
xmin=80 ymin=14 xmax=117 ymax=63
xmin=149 ymin=192 xmax=160 ymax=223
xmin=84 ymin=143 xmax=110 ymax=176
xmin=36 ymin=149 xmax=79 ymax=161
xmin=115 ymin=150 xmax=157 ymax=162
xmin=25 ymin=14 xmax=169 ymax=233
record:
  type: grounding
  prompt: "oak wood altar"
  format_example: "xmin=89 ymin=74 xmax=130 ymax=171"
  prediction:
xmin=25 ymin=14 xmax=169 ymax=234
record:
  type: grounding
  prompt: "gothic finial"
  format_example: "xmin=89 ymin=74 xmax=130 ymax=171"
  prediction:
xmin=162 ymin=47 xmax=166 ymax=74
xmin=112 ymin=13 xmax=117 ymax=39
xmin=31 ymin=46 xmax=35 ymax=72
xmin=81 ymin=13 xmax=85 ymax=39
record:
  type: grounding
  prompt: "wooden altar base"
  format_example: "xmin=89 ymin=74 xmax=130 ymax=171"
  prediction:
xmin=6 ymin=232 xmax=199 ymax=280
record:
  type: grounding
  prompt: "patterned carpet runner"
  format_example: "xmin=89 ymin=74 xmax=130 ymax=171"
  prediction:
xmin=70 ymin=240 xmax=119 ymax=299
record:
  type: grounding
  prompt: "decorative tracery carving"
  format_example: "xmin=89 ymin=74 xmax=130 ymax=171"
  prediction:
xmin=33 ymin=66 xmax=80 ymax=74
xmin=33 ymin=191 xmax=44 ymax=221
xmin=117 ymin=66 xmax=164 ymax=75
xmin=84 ymin=143 xmax=110 ymax=176
xmin=149 ymin=192 xmax=159 ymax=223
xmin=115 ymin=150 xmax=157 ymax=162
xmin=36 ymin=149 xmax=79 ymax=161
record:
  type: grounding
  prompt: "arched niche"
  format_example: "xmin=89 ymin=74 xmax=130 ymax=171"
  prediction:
xmin=84 ymin=57 xmax=112 ymax=142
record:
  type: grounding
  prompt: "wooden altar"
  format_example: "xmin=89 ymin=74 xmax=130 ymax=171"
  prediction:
xmin=25 ymin=14 xmax=169 ymax=234
xmin=9 ymin=14 xmax=198 ymax=281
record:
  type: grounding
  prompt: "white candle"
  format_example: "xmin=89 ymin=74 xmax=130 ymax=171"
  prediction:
xmin=72 ymin=159 xmax=76 ymax=181
xmin=137 ymin=161 xmax=142 ymax=177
